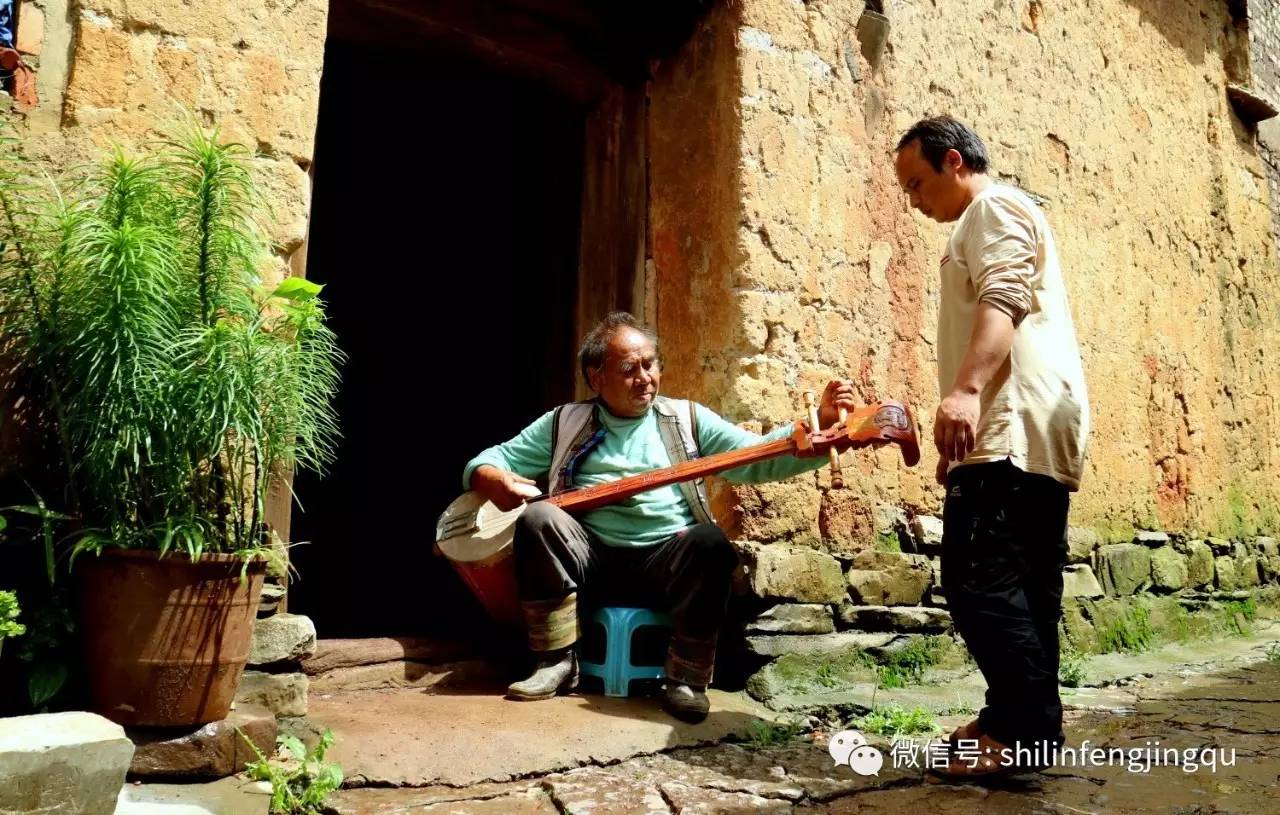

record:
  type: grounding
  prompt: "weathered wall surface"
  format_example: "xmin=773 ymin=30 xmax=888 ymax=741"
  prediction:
xmin=1 ymin=0 xmax=327 ymax=476
xmin=1250 ymin=0 xmax=1280 ymax=248
xmin=648 ymin=0 xmax=1280 ymax=551
xmin=8 ymin=0 xmax=1280 ymax=551
xmin=9 ymin=0 xmax=327 ymax=282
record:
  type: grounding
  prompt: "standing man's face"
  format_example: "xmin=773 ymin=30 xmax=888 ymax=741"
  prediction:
xmin=587 ymin=326 xmax=661 ymax=418
xmin=894 ymin=139 xmax=969 ymax=223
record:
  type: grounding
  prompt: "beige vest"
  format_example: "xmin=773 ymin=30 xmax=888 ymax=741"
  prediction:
xmin=548 ymin=397 xmax=716 ymax=525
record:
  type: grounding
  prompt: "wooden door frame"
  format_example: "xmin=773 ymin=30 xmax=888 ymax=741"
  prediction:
xmin=573 ymin=82 xmax=648 ymax=398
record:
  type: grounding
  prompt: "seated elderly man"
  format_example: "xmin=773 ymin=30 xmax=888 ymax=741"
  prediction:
xmin=462 ymin=312 xmax=855 ymax=722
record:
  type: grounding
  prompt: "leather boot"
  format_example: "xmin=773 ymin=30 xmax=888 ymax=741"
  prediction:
xmin=662 ymin=681 xmax=710 ymax=723
xmin=506 ymin=649 xmax=578 ymax=701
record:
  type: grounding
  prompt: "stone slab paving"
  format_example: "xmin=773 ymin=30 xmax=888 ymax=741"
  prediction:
xmin=309 ymin=683 xmax=781 ymax=787
xmin=325 ymin=631 xmax=1280 ymax=814
xmin=115 ymin=776 xmax=272 ymax=815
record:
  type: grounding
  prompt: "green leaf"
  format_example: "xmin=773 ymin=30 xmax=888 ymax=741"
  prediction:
xmin=271 ymin=278 xmax=322 ymax=302
xmin=279 ymin=734 xmax=307 ymax=762
xmin=29 ymin=661 xmax=67 ymax=707
xmin=0 ymin=515 xmax=6 ymax=532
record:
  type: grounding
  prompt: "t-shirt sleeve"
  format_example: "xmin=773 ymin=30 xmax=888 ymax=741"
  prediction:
xmin=961 ymin=194 xmax=1037 ymax=326
xmin=461 ymin=410 xmax=556 ymax=489
xmin=692 ymin=403 xmax=827 ymax=484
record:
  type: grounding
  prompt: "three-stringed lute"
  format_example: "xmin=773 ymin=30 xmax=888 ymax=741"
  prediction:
xmin=435 ymin=401 xmax=920 ymax=624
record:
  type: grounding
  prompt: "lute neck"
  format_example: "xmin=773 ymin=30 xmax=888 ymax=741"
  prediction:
xmin=545 ymin=431 xmax=798 ymax=515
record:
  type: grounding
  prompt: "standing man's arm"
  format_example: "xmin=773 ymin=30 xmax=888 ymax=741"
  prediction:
xmin=935 ymin=303 xmax=1015 ymax=467
xmin=934 ymin=197 xmax=1035 ymax=475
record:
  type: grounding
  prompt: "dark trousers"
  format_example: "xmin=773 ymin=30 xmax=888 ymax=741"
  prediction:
xmin=512 ymin=501 xmax=738 ymax=687
xmin=941 ymin=459 xmax=1070 ymax=749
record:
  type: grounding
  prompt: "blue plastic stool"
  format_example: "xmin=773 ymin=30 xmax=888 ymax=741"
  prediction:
xmin=579 ymin=607 xmax=673 ymax=697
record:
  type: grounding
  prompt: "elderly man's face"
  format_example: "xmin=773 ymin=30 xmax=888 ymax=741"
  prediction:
xmin=588 ymin=326 xmax=661 ymax=418
xmin=894 ymin=139 xmax=968 ymax=223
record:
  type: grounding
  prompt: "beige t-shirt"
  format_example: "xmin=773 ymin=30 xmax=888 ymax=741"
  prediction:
xmin=938 ymin=183 xmax=1090 ymax=490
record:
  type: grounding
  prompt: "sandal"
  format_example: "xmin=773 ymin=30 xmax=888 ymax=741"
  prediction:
xmin=947 ymin=718 xmax=982 ymax=751
xmin=927 ymin=732 xmax=1029 ymax=782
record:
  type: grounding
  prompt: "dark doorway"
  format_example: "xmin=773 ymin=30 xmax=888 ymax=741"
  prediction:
xmin=289 ymin=38 xmax=584 ymax=637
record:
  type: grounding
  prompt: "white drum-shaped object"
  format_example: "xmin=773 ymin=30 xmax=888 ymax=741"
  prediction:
xmin=435 ymin=491 xmax=527 ymax=625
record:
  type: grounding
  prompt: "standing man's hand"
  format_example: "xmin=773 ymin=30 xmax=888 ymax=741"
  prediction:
xmin=471 ymin=465 xmax=540 ymax=511
xmin=818 ymin=379 xmax=858 ymax=428
xmin=934 ymin=388 xmax=980 ymax=464
xmin=936 ymin=456 xmax=949 ymax=486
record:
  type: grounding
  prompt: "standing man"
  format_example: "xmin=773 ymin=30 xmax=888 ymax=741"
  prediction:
xmin=894 ymin=116 xmax=1090 ymax=778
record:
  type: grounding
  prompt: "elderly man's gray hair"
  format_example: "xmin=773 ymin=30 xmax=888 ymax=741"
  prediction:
xmin=578 ymin=312 xmax=659 ymax=383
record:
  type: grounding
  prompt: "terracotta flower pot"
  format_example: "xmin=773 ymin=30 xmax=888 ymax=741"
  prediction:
xmin=78 ymin=549 xmax=266 ymax=726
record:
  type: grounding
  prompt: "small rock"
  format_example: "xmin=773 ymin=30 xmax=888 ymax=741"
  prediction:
xmin=1235 ymin=554 xmax=1261 ymax=587
xmin=127 ymin=703 xmax=276 ymax=778
xmin=276 ymin=716 xmax=326 ymax=753
xmin=249 ymin=613 xmax=317 ymax=666
xmin=744 ymin=631 xmax=897 ymax=659
xmin=1150 ymin=547 xmax=1189 ymax=592
xmin=845 ymin=551 xmax=933 ymax=606
xmin=872 ymin=503 xmax=907 ymax=536
xmin=1062 ymin=564 xmax=1104 ymax=598
xmin=908 ymin=515 xmax=944 ymax=553
xmin=746 ymin=604 xmax=835 ymax=635
xmin=256 ymin=583 xmax=286 ymax=618
xmin=1184 ymin=541 xmax=1215 ymax=588
xmin=234 ymin=671 xmax=308 ymax=718
xmin=1215 ymin=556 xmax=1239 ymax=591
xmin=737 ymin=542 xmax=846 ymax=604
xmin=1067 ymin=526 xmax=1103 ymax=564
xmin=836 ymin=603 xmax=952 ymax=633
xmin=1135 ymin=530 xmax=1171 ymax=546
xmin=0 ymin=712 xmax=134 ymax=815
xmin=1096 ymin=544 xmax=1152 ymax=596
xmin=1206 ymin=537 xmax=1233 ymax=555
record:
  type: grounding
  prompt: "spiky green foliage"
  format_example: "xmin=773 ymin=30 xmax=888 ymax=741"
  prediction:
xmin=0 ymin=123 xmax=342 ymax=561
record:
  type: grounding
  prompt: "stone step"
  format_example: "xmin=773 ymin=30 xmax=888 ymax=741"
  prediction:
xmin=744 ymin=631 xmax=899 ymax=660
xmin=127 ymin=703 xmax=276 ymax=779
xmin=744 ymin=603 xmax=835 ymax=634
xmin=835 ymin=603 xmax=953 ymax=633
xmin=302 ymin=637 xmax=480 ymax=675
xmin=309 ymin=658 xmax=503 ymax=694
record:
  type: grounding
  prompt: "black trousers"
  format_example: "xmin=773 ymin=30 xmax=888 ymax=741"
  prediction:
xmin=941 ymin=459 xmax=1070 ymax=749
xmin=512 ymin=502 xmax=738 ymax=686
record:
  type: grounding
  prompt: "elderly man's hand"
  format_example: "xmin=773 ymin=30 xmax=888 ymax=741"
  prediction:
xmin=934 ymin=388 xmax=980 ymax=464
xmin=817 ymin=379 xmax=858 ymax=428
xmin=471 ymin=465 xmax=540 ymax=512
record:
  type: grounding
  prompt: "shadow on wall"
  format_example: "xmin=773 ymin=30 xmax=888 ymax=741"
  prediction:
xmin=1118 ymin=0 xmax=1219 ymax=66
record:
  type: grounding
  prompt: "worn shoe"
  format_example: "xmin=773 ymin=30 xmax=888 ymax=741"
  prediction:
xmin=506 ymin=650 xmax=578 ymax=701
xmin=662 ymin=682 xmax=711 ymax=723
xmin=926 ymin=732 xmax=1053 ymax=783
xmin=947 ymin=718 xmax=982 ymax=750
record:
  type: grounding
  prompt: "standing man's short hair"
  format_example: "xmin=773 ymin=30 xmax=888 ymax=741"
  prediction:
xmin=896 ymin=116 xmax=991 ymax=174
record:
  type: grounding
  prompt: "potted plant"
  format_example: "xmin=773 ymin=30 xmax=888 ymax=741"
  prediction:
xmin=0 ymin=589 xmax=25 ymax=661
xmin=0 ymin=123 xmax=342 ymax=725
